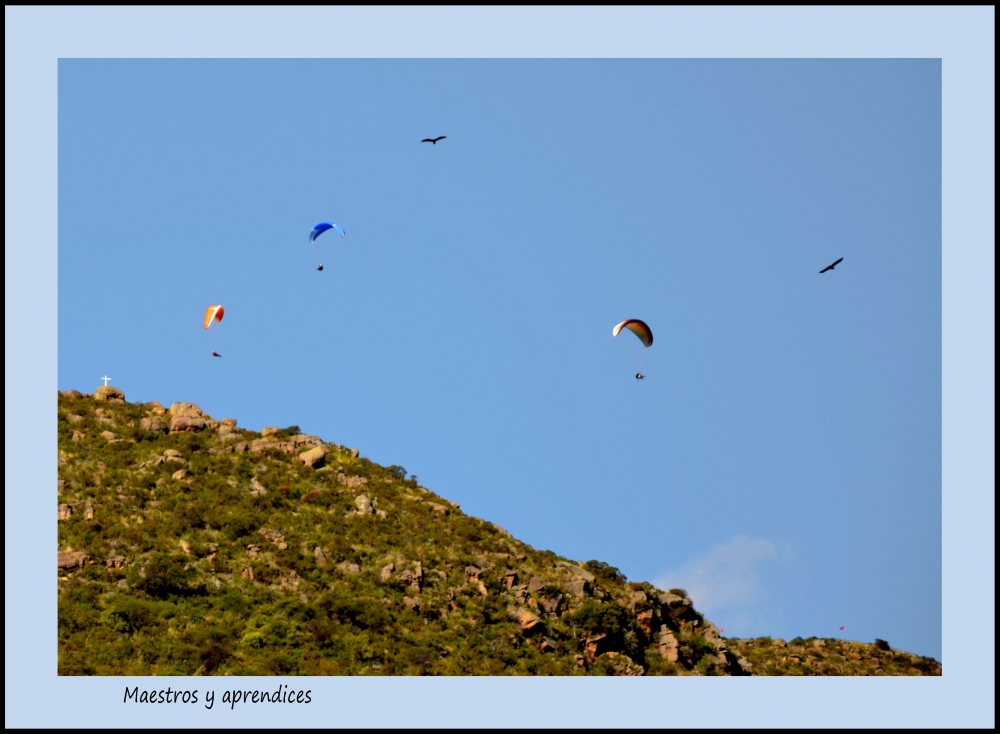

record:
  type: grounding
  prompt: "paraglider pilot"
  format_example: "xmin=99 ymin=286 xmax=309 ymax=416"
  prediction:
xmin=635 ymin=372 xmax=644 ymax=380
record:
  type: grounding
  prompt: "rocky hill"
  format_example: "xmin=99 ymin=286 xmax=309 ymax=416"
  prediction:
xmin=56 ymin=387 xmax=941 ymax=676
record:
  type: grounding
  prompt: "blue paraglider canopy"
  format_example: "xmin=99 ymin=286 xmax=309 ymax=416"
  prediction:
xmin=310 ymin=222 xmax=345 ymax=242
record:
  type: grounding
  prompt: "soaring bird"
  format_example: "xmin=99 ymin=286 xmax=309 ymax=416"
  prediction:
xmin=421 ymin=136 xmax=446 ymax=144
xmin=819 ymin=257 xmax=844 ymax=273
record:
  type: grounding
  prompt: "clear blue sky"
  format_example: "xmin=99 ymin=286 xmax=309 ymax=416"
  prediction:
xmin=58 ymin=59 xmax=942 ymax=660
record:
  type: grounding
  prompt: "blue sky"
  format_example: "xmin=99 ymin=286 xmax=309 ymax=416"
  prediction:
xmin=58 ymin=59 xmax=942 ymax=659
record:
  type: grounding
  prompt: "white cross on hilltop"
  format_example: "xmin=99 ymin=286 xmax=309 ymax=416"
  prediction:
xmin=101 ymin=375 xmax=112 ymax=386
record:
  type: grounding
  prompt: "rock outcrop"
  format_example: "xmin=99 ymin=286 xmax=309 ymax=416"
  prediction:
xmin=298 ymin=445 xmax=327 ymax=469
xmin=94 ymin=386 xmax=125 ymax=403
xmin=170 ymin=415 xmax=207 ymax=433
xmin=58 ymin=551 xmax=89 ymax=573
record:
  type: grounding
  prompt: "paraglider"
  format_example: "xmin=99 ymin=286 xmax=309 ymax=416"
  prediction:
xmin=839 ymin=626 xmax=845 ymax=631
xmin=204 ymin=305 xmax=224 ymax=357
xmin=421 ymin=136 xmax=446 ymax=144
xmin=310 ymin=223 xmax=345 ymax=270
xmin=204 ymin=305 xmax=224 ymax=329
xmin=613 ymin=319 xmax=653 ymax=347
xmin=613 ymin=320 xmax=653 ymax=380
xmin=309 ymin=222 xmax=345 ymax=243
xmin=819 ymin=257 xmax=844 ymax=273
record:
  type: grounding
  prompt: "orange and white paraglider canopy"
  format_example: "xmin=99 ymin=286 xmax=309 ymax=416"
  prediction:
xmin=612 ymin=319 xmax=653 ymax=347
xmin=204 ymin=305 xmax=224 ymax=330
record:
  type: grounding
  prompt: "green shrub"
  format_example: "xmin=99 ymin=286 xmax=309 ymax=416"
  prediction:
xmin=585 ymin=560 xmax=627 ymax=586
xmin=101 ymin=596 xmax=156 ymax=634
xmin=134 ymin=554 xmax=195 ymax=598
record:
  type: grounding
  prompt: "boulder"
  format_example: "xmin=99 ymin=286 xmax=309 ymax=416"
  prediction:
xmin=140 ymin=416 xmax=168 ymax=433
xmin=172 ymin=469 xmax=188 ymax=481
xmin=146 ymin=401 xmax=167 ymax=415
xmin=565 ymin=578 xmax=589 ymax=598
xmin=527 ymin=576 xmax=546 ymax=593
xmin=291 ymin=433 xmax=322 ymax=447
xmin=169 ymin=415 xmax=207 ymax=433
xmin=540 ymin=637 xmax=557 ymax=653
xmin=94 ymin=385 xmax=125 ymax=403
xmin=516 ymin=608 xmax=542 ymax=632
xmin=504 ymin=570 xmax=517 ymax=589
xmin=349 ymin=448 xmax=360 ymax=458
xmin=337 ymin=561 xmax=361 ymax=575
xmin=338 ymin=474 xmax=368 ymax=490
xmin=67 ymin=414 xmax=83 ymax=423
xmin=584 ymin=633 xmax=609 ymax=661
xmin=100 ymin=430 xmax=117 ymax=441
xmin=58 ymin=504 xmax=72 ymax=521
xmin=83 ymin=501 xmax=94 ymax=520
xmin=427 ymin=502 xmax=449 ymax=515
xmin=261 ymin=426 xmax=280 ymax=437
xmin=403 ymin=596 xmax=421 ymax=611
xmin=250 ymin=438 xmax=293 ymax=454
xmin=557 ymin=561 xmax=596 ymax=583
xmin=221 ymin=417 xmax=237 ymax=427
xmin=62 ymin=389 xmax=83 ymax=398
xmin=298 ymin=445 xmax=327 ymax=469
xmin=658 ymin=630 xmax=679 ymax=662
xmin=355 ymin=494 xmax=374 ymax=515
xmin=71 ymin=430 xmax=85 ymax=442
xmin=465 ymin=566 xmax=482 ymax=583
xmin=170 ymin=402 xmax=204 ymax=417
xmin=314 ymin=547 xmax=327 ymax=567
xmin=539 ymin=595 xmax=563 ymax=615
xmin=629 ymin=590 xmax=648 ymax=611
xmin=636 ymin=609 xmax=654 ymax=637
xmin=380 ymin=562 xmax=395 ymax=583
xmin=58 ymin=551 xmax=88 ymax=573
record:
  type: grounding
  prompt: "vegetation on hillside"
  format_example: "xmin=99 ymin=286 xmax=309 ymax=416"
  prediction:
xmin=56 ymin=390 xmax=941 ymax=676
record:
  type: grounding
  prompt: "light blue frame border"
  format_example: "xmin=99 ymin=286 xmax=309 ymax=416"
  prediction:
xmin=5 ymin=7 xmax=994 ymax=729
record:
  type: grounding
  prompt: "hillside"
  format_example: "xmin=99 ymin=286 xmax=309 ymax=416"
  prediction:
xmin=56 ymin=387 xmax=941 ymax=676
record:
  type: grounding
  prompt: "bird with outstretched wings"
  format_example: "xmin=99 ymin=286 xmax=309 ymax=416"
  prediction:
xmin=421 ymin=136 xmax=446 ymax=144
xmin=819 ymin=257 xmax=844 ymax=273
